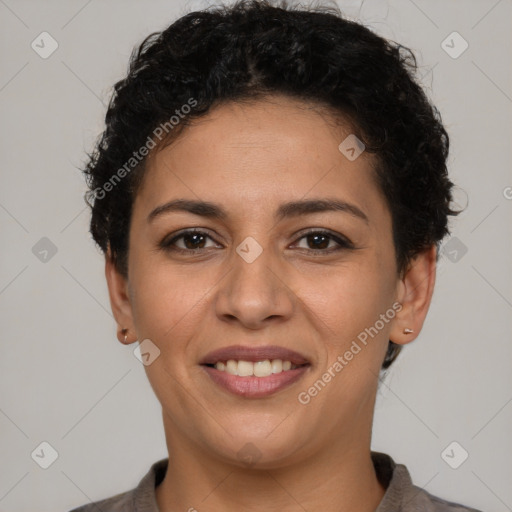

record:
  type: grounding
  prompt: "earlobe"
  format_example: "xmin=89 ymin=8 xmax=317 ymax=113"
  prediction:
xmin=119 ymin=327 xmax=135 ymax=345
xmin=390 ymin=245 xmax=437 ymax=346
xmin=104 ymin=249 xmax=137 ymax=344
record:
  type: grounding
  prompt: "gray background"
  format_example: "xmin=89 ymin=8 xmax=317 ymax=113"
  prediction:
xmin=0 ymin=0 xmax=511 ymax=511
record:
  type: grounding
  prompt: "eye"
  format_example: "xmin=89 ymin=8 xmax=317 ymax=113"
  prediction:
xmin=292 ymin=229 xmax=353 ymax=253
xmin=160 ymin=228 xmax=354 ymax=255
xmin=160 ymin=229 xmax=220 ymax=252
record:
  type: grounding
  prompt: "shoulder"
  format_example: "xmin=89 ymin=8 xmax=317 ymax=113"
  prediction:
xmin=406 ymin=483 xmax=483 ymax=512
xmin=372 ymin=452 xmax=483 ymax=512
xmin=67 ymin=458 xmax=168 ymax=512
xmin=68 ymin=489 xmax=134 ymax=512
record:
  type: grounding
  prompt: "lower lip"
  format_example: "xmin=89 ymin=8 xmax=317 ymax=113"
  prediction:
xmin=201 ymin=365 xmax=310 ymax=398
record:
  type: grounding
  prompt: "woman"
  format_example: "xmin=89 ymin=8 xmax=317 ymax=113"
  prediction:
xmin=70 ymin=0 xmax=481 ymax=510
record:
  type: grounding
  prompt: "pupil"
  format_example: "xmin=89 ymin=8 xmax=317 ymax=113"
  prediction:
xmin=309 ymin=234 xmax=328 ymax=249
xmin=185 ymin=233 xmax=204 ymax=249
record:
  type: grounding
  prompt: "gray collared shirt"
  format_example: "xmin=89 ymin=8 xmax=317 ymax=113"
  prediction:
xmin=69 ymin=452 xmax=482 ymax=511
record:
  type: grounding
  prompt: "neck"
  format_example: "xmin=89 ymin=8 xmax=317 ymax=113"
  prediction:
xmin=155 ymin=414 xmax=386 ymax=512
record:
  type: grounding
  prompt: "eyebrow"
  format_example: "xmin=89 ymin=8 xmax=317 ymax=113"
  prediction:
xmin=147 ymin=198 xmax=369 ymax=224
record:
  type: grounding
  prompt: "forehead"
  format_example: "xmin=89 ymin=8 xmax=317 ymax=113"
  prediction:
xmin=136 ymin=96 xmax=389 ymax=225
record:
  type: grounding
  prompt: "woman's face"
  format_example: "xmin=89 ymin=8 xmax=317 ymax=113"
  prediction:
xmin=108 ymin=96 xmax=430 ymax=467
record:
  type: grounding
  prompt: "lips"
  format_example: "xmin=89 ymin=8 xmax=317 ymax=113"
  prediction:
xmin=199 ymin=345 xmax=310 ymax=366
xmin=202 ymin=364 xmax=310 ymax=398
xmin=199 ymin=344 xmax=311 ymax=398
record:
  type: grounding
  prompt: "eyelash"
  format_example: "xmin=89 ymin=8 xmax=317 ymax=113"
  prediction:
xmin=159 ymin=228 xmax=354 ymax=255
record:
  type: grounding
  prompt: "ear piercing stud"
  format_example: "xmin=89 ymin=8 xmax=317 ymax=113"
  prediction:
xmin=403 ymin=328 xmax=414 ymax=334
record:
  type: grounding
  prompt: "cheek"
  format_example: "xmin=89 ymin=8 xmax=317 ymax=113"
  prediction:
xmin=128 ymin=253 xmax=211 ymax=343
xmin=304 ymin=256 xmax=397 ymax=364
xmin=127 ymin=256 xmax=211 ymax=412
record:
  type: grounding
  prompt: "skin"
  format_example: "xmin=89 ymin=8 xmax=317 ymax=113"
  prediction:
xmin=105 ymin=95 xmax=436 ymax=511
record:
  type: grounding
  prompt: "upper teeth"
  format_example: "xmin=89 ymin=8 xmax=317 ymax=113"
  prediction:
xmin=214 ymin=359 xmax=297 ymax=377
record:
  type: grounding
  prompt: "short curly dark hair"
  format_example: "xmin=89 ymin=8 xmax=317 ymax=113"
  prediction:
xmin=82 ymin=0 xmax=459 ymax=369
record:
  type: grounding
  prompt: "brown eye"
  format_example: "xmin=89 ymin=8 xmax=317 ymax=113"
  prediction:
xmin=160 ymin=230 xmax=219 ymax=252
xmin=294 ymin=230 xmax=353 ymax=253
xmin=179 ymin=232 xmax=208 ymax=250
xmin=304 ymin=233 xmax=331 ymax=250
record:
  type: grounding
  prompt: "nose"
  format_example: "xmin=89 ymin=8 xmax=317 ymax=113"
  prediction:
xmin=214 ymin=240 xmax=295 ymax=330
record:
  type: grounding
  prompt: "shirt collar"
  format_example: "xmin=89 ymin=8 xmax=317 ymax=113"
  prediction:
xmin=131 ymin=451 xmax=412 ymax=512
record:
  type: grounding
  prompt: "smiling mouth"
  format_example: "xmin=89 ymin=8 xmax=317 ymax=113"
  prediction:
xmin=203 ymin=359 xmax=309 ymax=377
xmin=201 ymin=361 xmax=311 ymax=398
xmin=199 ymin=345 xmax=311 ymax=397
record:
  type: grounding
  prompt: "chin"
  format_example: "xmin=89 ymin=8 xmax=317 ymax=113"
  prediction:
xmin=206 ymin=428 xmax=305 ymax=469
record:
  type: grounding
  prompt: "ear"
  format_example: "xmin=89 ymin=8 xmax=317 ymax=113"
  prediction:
xmin=389 ymin=245 xmax=437 ymax=345
xmin=105 ymin=248 xmax=137 ymax=345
